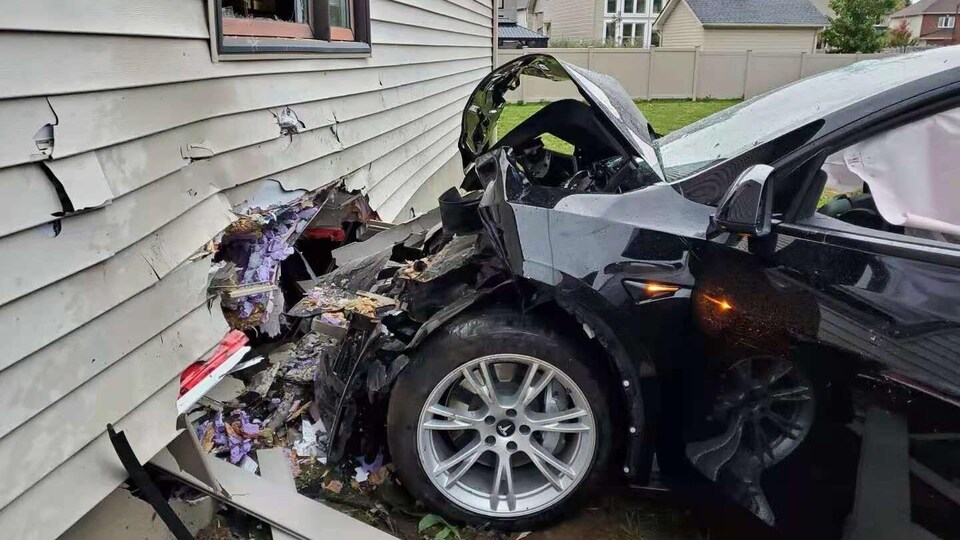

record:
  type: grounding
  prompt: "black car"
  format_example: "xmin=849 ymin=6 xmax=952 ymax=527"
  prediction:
xmin=323 ymin=49 xmax=960 ymax=539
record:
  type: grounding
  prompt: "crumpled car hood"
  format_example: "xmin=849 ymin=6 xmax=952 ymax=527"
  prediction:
xmin=458 ymin=54 xmax=663 ymax=180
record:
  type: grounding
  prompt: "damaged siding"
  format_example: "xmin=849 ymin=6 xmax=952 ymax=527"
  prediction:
xmin=0 ymin=0 xmax=493 ymax=536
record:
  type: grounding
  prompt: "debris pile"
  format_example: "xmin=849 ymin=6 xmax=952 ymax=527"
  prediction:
xmin=210 ymin=191 xmax=328 ymax=336
xmin=185 ymin=187 xmax=506 ymax=536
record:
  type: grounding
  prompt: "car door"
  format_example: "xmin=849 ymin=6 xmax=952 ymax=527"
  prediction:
xmin=700 ymin=107 xmax=960 ymax=538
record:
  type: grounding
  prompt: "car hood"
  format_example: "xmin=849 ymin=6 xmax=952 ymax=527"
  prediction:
xmin=459 ymin=54 xmax=663 ymax=179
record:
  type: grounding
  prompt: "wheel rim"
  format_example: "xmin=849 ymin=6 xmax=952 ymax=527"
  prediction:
xmin=417 ymin=354 xmax=596 ymax=517
xmin=717 ymin=356 xmax=816 ymax=466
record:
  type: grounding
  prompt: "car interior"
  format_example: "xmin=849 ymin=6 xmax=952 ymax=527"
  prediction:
xmin=492 ymin=99 xmax=659 ymax=194
xmin=807 ymin=108 xmax=960 ymax=246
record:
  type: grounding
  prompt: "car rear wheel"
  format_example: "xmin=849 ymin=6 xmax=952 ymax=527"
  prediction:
xmin=387 ymin=309 xmax=614 ymax=530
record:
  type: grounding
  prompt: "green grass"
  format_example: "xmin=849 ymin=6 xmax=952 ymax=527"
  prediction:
xmin=497 ymin=98 xmax=741 ymax=154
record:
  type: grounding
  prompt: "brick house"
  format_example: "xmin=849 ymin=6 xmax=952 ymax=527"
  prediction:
xmin=889 ymin=0 xmax=960 ymax=47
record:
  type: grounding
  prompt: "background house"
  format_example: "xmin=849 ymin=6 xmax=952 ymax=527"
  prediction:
xmin=655 ymin=0 xmax=828 ymax=52
xmin=0 ymin=1 xmax=494 ymax=538
xmin=532 ymin=0 xmax=665 ymax=47
xmin=888 ymin=0 xmax=960 ymax=46
xmin=499 ymin=0 xmax=549 ymax=47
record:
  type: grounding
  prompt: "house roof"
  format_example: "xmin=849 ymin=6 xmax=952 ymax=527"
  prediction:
xmin=891 ymin=0 xmax=960 ymax=18
xmin=498 ymin=22 xmax=547 ymax=39
xmin=678 ymin=0 xmax=829 ymax=27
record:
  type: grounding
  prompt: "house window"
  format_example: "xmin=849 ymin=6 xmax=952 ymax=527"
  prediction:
xmin=606 ymin=0 xmax=618 ymax=14
xmin=622 ymin=22 xmax=644 ymax=45
xmin=653 ymin=0 xmax=663 ymax=12
xmin=604 ymin=21 xmax=617 ymax=42
xmin=214 ymin=0 xmax=371 ymax=57
xmin=938 ymin=15 xmax=955 ymax=29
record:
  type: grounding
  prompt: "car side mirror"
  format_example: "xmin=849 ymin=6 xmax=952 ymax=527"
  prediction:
xmin=713 ymin=164 xmax=774 ymax=237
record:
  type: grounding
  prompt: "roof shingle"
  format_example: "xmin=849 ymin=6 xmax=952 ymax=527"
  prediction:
xmin=890 ymin=0 xmax=960 ymax=18
xmin=683 ymin=0 xmax=829 ymax=26
xmin=498 ymin=22 xmax=547 ymax=39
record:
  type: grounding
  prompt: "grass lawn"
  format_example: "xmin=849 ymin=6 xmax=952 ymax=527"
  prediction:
xmin=497 ymin=99 xmax=741 ymax=153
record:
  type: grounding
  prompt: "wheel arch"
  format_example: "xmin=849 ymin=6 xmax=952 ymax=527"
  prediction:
xmin=401 ymin=276 xmax=659 ymax=483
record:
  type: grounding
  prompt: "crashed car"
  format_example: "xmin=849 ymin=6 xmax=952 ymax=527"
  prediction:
xmin=310 ymin=49 xmax=960 ymax=538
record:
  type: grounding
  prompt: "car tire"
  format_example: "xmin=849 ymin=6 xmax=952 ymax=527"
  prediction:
xmin=387 ymin=307 xmax=615 ymax=531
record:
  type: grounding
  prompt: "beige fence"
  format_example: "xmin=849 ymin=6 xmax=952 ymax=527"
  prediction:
xmin=498 ymin=47 xmax=897 ymax=101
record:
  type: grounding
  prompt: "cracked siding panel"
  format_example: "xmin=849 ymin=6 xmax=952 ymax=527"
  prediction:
xmin=0 ymin=196 xmax=232 ymax=376
xmin=0 ymin=97 xmax=57 ymax=168
xmin=0 ymin=259 xmax=215 ymax=442
xmin=271 ymin=96 xmax=468 ymax=194
xmin=0 ymin=377 xmax=183 ymax=540
xmin=0 ymin=85 xmax=471 ymax=305
xmin=0 ymin=0 xmax=208 ymax=39
xmin=47 ymin=58 xmax=488 ymax=161
xmin=0 ymin=165 xmax=64 ymax=238
xmin=0 ymin=301 xmax=226 ymax=512
xmin=43 ymin=152 xmax=114 ymax=211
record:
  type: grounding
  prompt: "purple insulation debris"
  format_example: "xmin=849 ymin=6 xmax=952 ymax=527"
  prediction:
xmin=199 ymin=411 xmax=261 ymax=464
xmin=218 ymin=195 xmax=324 ymax=334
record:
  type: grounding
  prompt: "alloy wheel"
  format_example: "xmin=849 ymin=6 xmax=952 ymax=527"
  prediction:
xmin=417 ymin=354 xmax=597 ymax=517
xmin=716 ymin=356 xmax=816 ymax=466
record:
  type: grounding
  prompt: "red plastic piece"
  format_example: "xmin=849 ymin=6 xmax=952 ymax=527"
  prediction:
xmin=178 ymin=330 xmax=249 ymax=397
xmin=302 ymin=227 xmax=346 ymax=241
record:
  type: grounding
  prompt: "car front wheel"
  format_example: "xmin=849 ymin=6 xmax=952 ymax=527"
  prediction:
xmin=386 ymin=309 xmax=614 ymax=530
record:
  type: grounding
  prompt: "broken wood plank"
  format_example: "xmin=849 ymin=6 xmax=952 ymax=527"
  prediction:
xmin=152 ymin=451 xmax=396 ymax=540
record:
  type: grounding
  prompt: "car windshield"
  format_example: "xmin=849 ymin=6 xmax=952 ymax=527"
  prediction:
xmin=653 ymin=48 xmax=960 ymax=183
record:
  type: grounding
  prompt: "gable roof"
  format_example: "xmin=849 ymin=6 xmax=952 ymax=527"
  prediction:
xmin=498 ymin=22 xmax=548 ymax=39
xmin=890 ymin=0 xmax=960 ymax=18
xmin=662 ymin=0 xmax=829 ymax=27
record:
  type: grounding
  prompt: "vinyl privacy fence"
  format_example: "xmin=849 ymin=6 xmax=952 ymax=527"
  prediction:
xmin=498 ymin=47 xmax=898 ymax=101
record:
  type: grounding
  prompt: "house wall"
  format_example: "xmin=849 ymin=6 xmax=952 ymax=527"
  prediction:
xmin=659 ymin=0 xmax=704 ymax=47
xmin=889 ymin=15 xmax=925 ymax=38
xmin=549 ymin=0 xmax=604 ymax=40
xmin=703 ymin=27 xmax=819 ymax=52
xmin=919 ymin=13 xmax=959 ymax=44
xmin=0 ymin=1 xmax=494 ymax=538
xmin=500 ymin=0 xmax=519 ymax=22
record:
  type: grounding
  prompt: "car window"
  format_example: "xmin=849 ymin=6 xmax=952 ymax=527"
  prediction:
xmin=655 ymin=48 xmax=960 ymax=182
xmin=813 ymin=106 xmax=960 ymax=246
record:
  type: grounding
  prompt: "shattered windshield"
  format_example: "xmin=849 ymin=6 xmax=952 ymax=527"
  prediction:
xmin=654 ymin=48 xmax=960 ymax=183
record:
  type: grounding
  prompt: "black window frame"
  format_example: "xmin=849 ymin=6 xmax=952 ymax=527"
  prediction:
xmin=213 ymin=0 xmax=371 ymax=58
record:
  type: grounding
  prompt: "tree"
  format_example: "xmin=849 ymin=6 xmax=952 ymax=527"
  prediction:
xmin=821 ymin=0 xmax=899 ymax=53
xmin=888 ymin=19 xmax=919 ymax=52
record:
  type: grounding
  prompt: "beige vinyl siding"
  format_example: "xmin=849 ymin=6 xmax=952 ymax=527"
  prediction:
xmin=0 ymin=0 xmax=493 ymax=537
xmin=660 ymin=0 xmax=705 ymax=48
xmin=889 ymin=15 xmax=923 ymax=39
xmin=703 ymin=27 xmax=819 ymax=52
xmin=550 ymin=0 xmax=604 ymax=40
